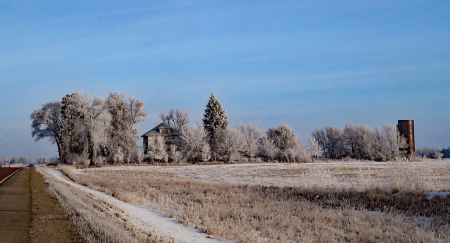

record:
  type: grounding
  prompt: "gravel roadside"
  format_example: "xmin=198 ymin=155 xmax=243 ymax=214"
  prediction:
xmin=30 ymin=168 xmax=84 ymax=243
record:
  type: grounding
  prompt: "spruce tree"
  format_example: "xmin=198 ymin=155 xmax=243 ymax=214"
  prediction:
xmin=203 ymin=92 xmax=229 ymax=139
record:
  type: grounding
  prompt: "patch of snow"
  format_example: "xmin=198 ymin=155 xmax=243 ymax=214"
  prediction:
xmin=413 ymin=216 xmax=437 ymax=227
xmin=46 ymin=168 xmax=228 ymax=243
xmin=426 ymin=191 xmax=450 ymax=200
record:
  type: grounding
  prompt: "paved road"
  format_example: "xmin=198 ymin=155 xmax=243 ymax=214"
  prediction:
xmin=0 ymin=168 xmax=22 ymax=183
xmin=0 ymin=168 xmax=31 ymax=243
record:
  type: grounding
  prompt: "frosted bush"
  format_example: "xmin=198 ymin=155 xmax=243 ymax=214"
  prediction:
xmin=387 ymin=162 xmax=439 ymax=191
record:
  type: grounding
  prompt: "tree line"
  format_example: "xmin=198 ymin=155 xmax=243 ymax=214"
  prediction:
xmin=310 ymin=124 xmax=408 ymax=161
xmin=0 ymin=157 xmax=33 ymax=165
xmin=31 ymin=91 xmax=414 ymax=165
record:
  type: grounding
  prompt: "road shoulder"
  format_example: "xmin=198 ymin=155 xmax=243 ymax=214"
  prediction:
xmin=30 ymin=168 xmax=84 ymax=243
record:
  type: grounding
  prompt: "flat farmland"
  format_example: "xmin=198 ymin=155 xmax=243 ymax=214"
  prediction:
xmin=86 ymin=161 xmax=450 ymax=191
xmin=65 ymin=161 xmax=450 ymax=242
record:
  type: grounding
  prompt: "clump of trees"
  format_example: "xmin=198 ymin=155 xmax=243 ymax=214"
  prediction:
xmin=31 ymin=91 xmax=147 ymax=166
xmin=441 ymin=147 xmax=450 ymax=159
xmin=162 ymin=93 xmax=308 ymax=163
xmin=311 ymin=124 xmax=408 ymax=161
xmin=143 ymin=93 xmax=309 ymax=164
xmin=35 ymin=156 xmax=59 ymax=165
xmin=416 ymin=148 xmax=444 ymax=160
xmin=0 ymin=157 xmax=33 ymax=165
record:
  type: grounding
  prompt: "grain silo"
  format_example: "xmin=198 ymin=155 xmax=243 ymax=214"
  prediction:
xmin=397 ymin=120 xmax=415 ymax=157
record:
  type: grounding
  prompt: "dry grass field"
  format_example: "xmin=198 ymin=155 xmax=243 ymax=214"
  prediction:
xmin=37 ymin=166 xmax=165 ymax=243
xmin=68 ymin=161 xmax=450 ymax=242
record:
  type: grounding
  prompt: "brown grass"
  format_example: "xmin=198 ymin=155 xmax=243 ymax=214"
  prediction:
xmin=69 ymin=163 xmax=450 ymax=243
xmin=38 ymin=166 xmax=166 ymax=243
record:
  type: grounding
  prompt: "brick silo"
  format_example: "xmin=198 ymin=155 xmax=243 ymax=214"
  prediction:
xmin=397 ymin=120 xmax=415 ymax=157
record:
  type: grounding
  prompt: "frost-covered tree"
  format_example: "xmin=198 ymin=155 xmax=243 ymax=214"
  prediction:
xmin=60 ymin=92 xmax=111 ymax=166
xmin=35 ymin=156 xmax=58 ymax=165
xmin=311 ymin=123 xmax=410 ymax=161
xmin=168 ymin=144 xmax=183 ymax=163
xmin=180 ymin=123 xmax=211 ymax=162
xmin=266 ymin=124 xmax=306 ymax=162
xmin=371 ymin=126 xmax=388 ymax=161
xmin=31 ymin=101 xmax=63 ymax=158
xmin=266 ymin=124 xmax=300 ymax=151
xmin=147 ymin=136 xmax=168 ymax=162
xmin=236 ymin=122 xmax=262 ymax=159
xmin=8 ymin=157 xmax=33 ymax=165
xmin=214 ymin=128 xmax=244 ymax=162
xmin=307 ymin=133 xmax=321 ymax=162
xmin=384 ymin=124 xmax=402 ymax=160
xmin=202 ymin=93 xmax=229 ymax=139
xmin=343 ymin=123 xmax=359 ymax=158
xmin=311 ymin=128 xmax=329 ymax=158
xmin=441 ymin=147 xmax=450 ymax=159
xmin=397 ymin=130 xmax=409 ymax=159
xmin=32 ymin=91 xmax=147 ymax=165
xmin=106 ymin=91 xmax=147 ymax=163
xmin=416 ymin=147 xmax=441 ymax=158
xmin=325 ymin=126 xmax=346 ymax=159
xmin=356 ymin=125 xmax=374 ymax=160
xmin=433 ymin=151 xmax=444 ymax=160
xmin=258 ymin=136 xmax=279 ymax=162
xmin=0 ymin=157 xmax=8 ymax=165
xmin=159 ymin=108 xmax=190 ymax=132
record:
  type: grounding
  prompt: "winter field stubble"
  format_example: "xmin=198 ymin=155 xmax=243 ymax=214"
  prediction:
xmin=37 ymin=166 xmax=170 ymax=243
xmin=67 ymin=161 xmax=450 ymax=242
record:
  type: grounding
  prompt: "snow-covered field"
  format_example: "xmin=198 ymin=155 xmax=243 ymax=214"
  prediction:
xmin=86 ymin=161 xmax=450 ymax=191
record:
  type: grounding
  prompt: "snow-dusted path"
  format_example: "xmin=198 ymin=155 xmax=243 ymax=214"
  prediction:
xmin=42 ymin=167 xmax=228 ymax=243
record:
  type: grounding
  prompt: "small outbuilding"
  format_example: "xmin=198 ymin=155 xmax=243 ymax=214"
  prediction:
xmin=141 ymin=123 xmax=182 ymax=153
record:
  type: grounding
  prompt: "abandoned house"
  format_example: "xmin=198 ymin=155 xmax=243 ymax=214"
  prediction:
xmin=141 ymin=123 xmax=182 ymax=153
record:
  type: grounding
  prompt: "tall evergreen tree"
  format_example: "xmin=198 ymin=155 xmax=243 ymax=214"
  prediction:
xmin=202 ymin=93 xmax=229 ymax=138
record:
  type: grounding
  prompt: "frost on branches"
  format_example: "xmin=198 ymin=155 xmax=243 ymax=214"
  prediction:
xmin=265 ymin=124 xmax=308 ymax=162
xmin=31 ymin=101 xmax=63 ymax=157
xmin=214 ymin=128 xmax=244 ymax=163
xmin=311 ymin=123 xmax=410 ymax=161
xmin=159 ymin=107 xmax=190 ymax=132
xmin=307 ymin=133 xmax=321 ymax=162
xmin=180 ymin=124 xmax=211 ymax=163
xmin=106 ymin=91 xmax=148 ymax=163
xmin=147 ymin=136 xmax=168 ymax=163
xmin=60 ymin=92 xmax=111 ymax=166
xmin=236 ymin=122 xmax=262 ymax=160
xmin=31 ymin=91 xmax=147 ymax=166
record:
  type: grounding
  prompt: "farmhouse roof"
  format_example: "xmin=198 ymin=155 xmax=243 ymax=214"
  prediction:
xmin=141 ymin=123 xmax=182 ymax=137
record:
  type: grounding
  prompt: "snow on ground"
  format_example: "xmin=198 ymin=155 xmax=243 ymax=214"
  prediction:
xmin=45 ymin=167 xmax=228 ymax=243
xmin=426 ymin=191 xmax=450 ymax=200
xmin=83 ymin=161 xmax=450 ymax=189
xmin=83 ymin=162 xmax=382 ymax=187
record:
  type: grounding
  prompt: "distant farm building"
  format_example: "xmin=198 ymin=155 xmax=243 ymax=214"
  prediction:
xmin=141 ymin=123 xmax=182 ymax=153
xmin=398 ymin=120 xmax=415 ymax=158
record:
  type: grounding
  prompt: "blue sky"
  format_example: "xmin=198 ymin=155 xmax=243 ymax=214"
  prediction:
xmin=1 ymin=1 xmax=449 ymax=159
